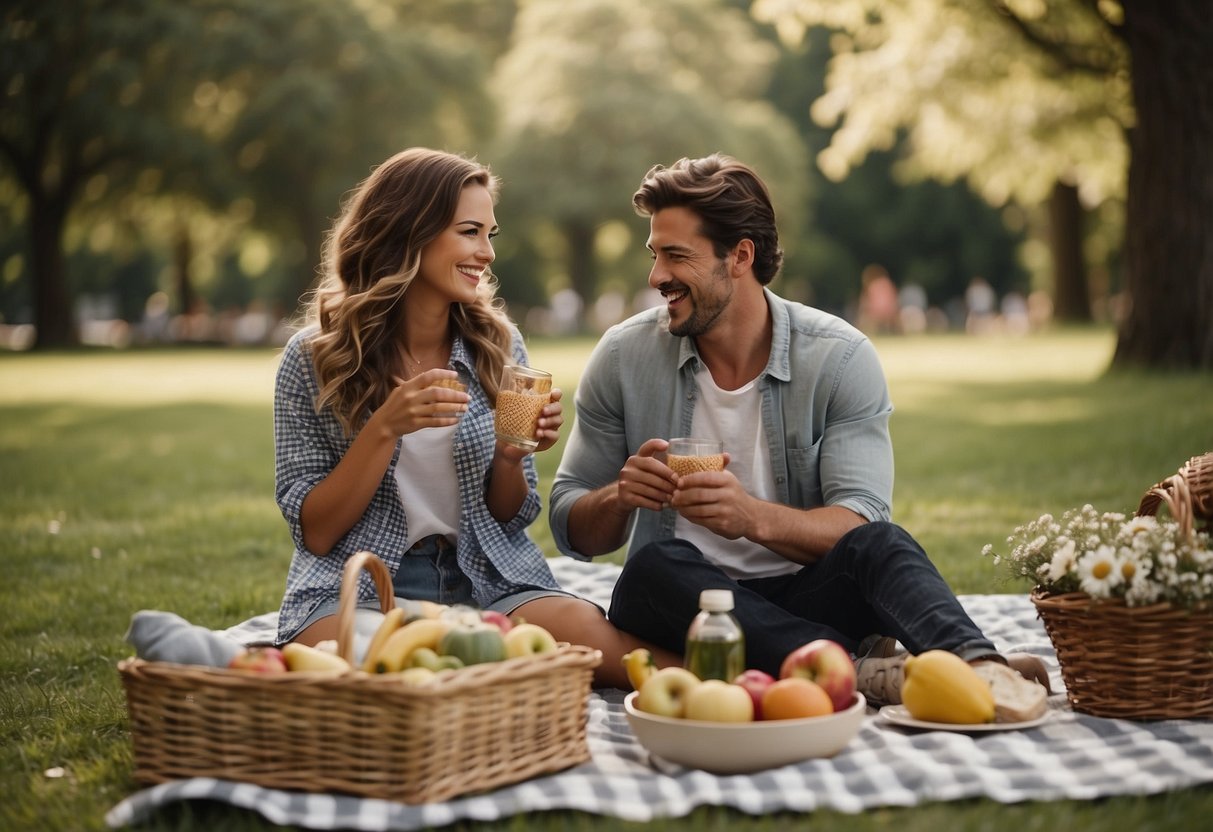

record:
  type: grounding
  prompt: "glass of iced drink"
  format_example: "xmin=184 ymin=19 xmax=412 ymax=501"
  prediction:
xmin=495 ymin=364 xmax=552 ymax=451
xmin=666 ymin=438 xmax=725 ymax=476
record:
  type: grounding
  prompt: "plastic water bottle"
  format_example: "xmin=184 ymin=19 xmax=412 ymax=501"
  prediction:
xmin=684 ymin=589 xmax=745 ymax=681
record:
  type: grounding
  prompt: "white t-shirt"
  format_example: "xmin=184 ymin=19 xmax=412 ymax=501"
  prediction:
xmin=394 ymin=424 xmax=460 ymax=547
xmin=673 ymin=366 xmax=799 ymax=579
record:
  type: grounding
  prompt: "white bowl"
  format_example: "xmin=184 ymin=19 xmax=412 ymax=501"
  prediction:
xmin=623 ymin=690 xmax=866 ymax=774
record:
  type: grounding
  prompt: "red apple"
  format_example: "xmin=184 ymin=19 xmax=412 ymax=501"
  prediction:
xmin=228 ymin=646 xmax=288 ymax=674
xmin=480 ymin=609 xmax=514 ymax=634
xmin=732 ymin=668 xmax=776 ymax=720
xmin=779 ymin=639 xmax=857 ymax=712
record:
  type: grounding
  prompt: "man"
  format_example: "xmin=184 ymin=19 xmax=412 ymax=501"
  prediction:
xmin=548 ymin=153 xmax=1048 ymax=703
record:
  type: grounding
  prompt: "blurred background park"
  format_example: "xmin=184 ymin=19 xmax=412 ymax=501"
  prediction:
xmin=2 ymin=0 xmax=1210 ymax=369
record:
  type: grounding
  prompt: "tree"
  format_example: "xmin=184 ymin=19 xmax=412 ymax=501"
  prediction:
xmin=213 ymin=0 xmax=497 ymax=305
xmin=754 ymin=0 xmax=1213 ymax=368
xmin=491 ymin=0 xmax=808 ymax=320
xmin=0 ymin=0 xmax=222 ymax=348
xmin=1113 ymin=1 xmax=1213 ymax=368
xmin=0 ymin=0 xmax=499 ymax=346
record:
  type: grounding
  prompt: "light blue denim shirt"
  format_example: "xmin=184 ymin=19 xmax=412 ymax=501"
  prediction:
xmin=549 ymin=288 xmax=894 ymax=562
xmin=274 ymin=326 xmax=559 ymax=641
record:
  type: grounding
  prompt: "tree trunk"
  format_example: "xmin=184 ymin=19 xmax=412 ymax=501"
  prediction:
xmin=291 ymin=196 xmax=325 ymax=310
xmin=563 ymin=219 xmax=598 ymax=331
xmin=172 ymin=223 xmax=195 ymax=316
xmin=1113 ymin=1 xmax=1213 ymax=369
xmin=1048 ymin=180 xmax=1091 ymax=322
xmin=30 ymin=190 xmax=76 ymax=350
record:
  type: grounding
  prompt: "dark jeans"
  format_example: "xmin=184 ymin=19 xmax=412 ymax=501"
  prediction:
xmin=608 ymin=521 xmax=998 ymax=677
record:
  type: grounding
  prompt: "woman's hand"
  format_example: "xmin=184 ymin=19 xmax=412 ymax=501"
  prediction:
xmin=493 ymin=387 xmax=563 ymax=463
xmin=534 ymin=387 xmax=563 ymax=452
xmin=375 ymin=369 xmax=469 ymax=437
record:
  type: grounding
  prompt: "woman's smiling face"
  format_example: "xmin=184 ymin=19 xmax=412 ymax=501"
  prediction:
xmin=415 ymin=184 xmax=498 ymax=305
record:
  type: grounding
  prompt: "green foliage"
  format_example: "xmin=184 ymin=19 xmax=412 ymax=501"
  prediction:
xmin=490 ymin=0 xmax=808 ymax=308
xmin=754 ymin=0 xmax=1130 ymax=206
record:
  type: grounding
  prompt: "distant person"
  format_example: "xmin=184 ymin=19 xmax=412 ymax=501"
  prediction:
xmin=272 ymin=148 xmax=667 ymax=687
xmin=965 ymin=276 xmax=997 ymax=334
xmin=856 ymin=264 xmax=899 ymax=334
xmin=549 ymin=153 xmax=1049 ymax=703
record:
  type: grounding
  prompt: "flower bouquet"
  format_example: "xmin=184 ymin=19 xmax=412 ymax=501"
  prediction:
xmin=984 ymin=453 xmax=1213 ymax=720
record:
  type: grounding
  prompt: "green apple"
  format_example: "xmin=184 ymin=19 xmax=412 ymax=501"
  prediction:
xmin=684 ymin=679 xmax=755 ymax=722
xmin=503 ymin=622 xmax=559 ymax=658
xmin=635 ymin=667 xmax=701 ymax=718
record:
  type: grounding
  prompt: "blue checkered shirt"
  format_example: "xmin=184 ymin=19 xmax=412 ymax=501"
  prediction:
xmin=274 ymin=325 xmax=559 ymax=641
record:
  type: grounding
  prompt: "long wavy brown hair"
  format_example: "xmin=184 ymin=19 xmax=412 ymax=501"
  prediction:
xmin=304 ymin=148 xmax=516 ymax=435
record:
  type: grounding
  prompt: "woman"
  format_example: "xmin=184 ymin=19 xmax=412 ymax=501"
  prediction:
xmin=274 ymin=148 xmax=666 ymax=687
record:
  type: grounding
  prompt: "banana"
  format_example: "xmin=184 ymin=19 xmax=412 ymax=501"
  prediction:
xmin=622 ymin=648 xmax=657 ymax=692
xmin=282 ymin=642 xmax=351 ymax=673
xmin=360 ymin=607 xmax=407 ymax=672
xmin=369 ymin=618 xmax=450 ymax=673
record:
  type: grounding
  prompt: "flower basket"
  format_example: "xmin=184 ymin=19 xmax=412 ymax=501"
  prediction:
xmin=990 ymin=452 xmax=1213 ymax=720
xmin=1031 ymin=590 xmax=1213 ymax=719
xmin=119 ymin=552 xmax=602 ymax=803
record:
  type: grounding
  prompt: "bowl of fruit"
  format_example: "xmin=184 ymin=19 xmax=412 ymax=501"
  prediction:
xmin=622 ymin=639 xmax=867 ymax=774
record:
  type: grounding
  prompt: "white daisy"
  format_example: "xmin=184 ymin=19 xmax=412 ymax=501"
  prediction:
xmin=1077 ymin=544 xmax=1123 ymax=598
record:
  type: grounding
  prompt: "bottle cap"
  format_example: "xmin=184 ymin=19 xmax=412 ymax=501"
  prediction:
xmin=698 ymin=589 xmax=734 ymax=612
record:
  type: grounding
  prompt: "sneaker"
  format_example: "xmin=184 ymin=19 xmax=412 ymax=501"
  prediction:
xmin=855 ymin=649 xmax=907 ymax=707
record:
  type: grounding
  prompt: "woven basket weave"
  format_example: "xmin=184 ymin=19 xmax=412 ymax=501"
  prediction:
xmin=119 ymin=551 xmax=602 ymax=803
xmin=1032 ymin=452 xmax=1213 ymax=720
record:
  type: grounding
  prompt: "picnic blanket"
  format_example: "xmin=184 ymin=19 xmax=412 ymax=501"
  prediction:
xmin=106 ymin=558 xmax=1213 ymax=830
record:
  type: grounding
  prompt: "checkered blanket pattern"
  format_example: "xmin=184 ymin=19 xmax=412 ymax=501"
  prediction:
xmin=107 ymin=559 xmax=1213 ymax=830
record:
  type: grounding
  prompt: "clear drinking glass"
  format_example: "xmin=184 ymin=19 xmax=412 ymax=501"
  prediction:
xmin=495 ymin=364 xmax=552 ymax=451
xmin=666 ymin=437 xmax=725 ymax=476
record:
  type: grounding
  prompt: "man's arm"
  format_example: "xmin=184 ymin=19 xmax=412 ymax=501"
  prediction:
xmin=564 ymin=438 xmax=678 ymax=557
xmin=671 ymin=471 xmax=867 ymax=563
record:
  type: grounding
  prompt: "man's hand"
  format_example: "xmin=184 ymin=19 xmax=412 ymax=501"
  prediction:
xmin=615 ymin=437 xmax=678 ymax=513
xmin=669 ymin=466 xmax=754 ymax=540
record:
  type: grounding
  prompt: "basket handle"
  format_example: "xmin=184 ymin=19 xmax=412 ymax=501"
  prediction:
xmin=336 ymin=551 xmax=396 ymax=664
xmin=1137 ymin=472 xmax=1194 ymax=539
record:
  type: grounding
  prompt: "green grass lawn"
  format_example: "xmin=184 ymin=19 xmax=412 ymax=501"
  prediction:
xmin=2 ymin=329 xmax=1212 ymax=831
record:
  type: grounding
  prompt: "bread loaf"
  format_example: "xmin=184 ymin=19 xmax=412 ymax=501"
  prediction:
xmin=972 ymin=661 xmax=1048 ymax=723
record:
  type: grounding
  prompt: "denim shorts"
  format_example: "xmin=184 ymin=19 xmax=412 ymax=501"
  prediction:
xmin=292 ymin=535 xmax=593 ymax=634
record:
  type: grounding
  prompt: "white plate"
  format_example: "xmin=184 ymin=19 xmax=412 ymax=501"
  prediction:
xmin=877 ymin=704 xmax=1050 ymax=732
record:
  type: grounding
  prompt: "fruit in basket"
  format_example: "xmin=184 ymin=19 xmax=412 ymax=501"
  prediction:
xmin=622 ymin=648 xmax=658 ymax=692
xmin=779 ymin=639 xmax=857 ymax=712
xmin=480 ymin=610 xmax=515 ymax=633
xmin=684 ymin=679 xmax=754 ymax=722
xmin=901 ymin=650 xmax=995 ymax=724
xmin=439 ymin=623 xmax=507 ymax=666
xmin=282 ymin=642 xmax=351 ymax=673
xmin=227 ymin=646 xmax=289 ymax=674
xmin=360 ymin=607 xmax=407 ymax=671
xmin=407 ymin=646 xmax=464 ymax=672
xmin=399 ymin=667 xmax=438 ymax=686
xmin=370 ymin=618 xmax=450 ymax=673
xmin=503 ymin=622 xmax=558 ymax=658
xmin=636 ymin=666 xmax=701 ymax=718
xmin=732 ymin=669 xmax=776 ymax=720
xmin=762 ymin=677 xmax=834 ymax=719
xmin=441 ymin=604 xmax=487 ymax=627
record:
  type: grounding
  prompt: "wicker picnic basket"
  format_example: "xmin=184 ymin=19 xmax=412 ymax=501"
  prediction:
xmin=1031 ymin=452 xmax=1213 ymax=720
xmin=119 ymin=551 xmax=602 ymax=803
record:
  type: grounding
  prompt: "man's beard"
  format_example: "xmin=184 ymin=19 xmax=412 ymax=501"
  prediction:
xmin=667 ymin=262 xmax=732 ymax=338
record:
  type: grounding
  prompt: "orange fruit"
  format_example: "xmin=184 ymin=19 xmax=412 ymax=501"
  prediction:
xmin=761 ymin=677 xmax=834 ymax=720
